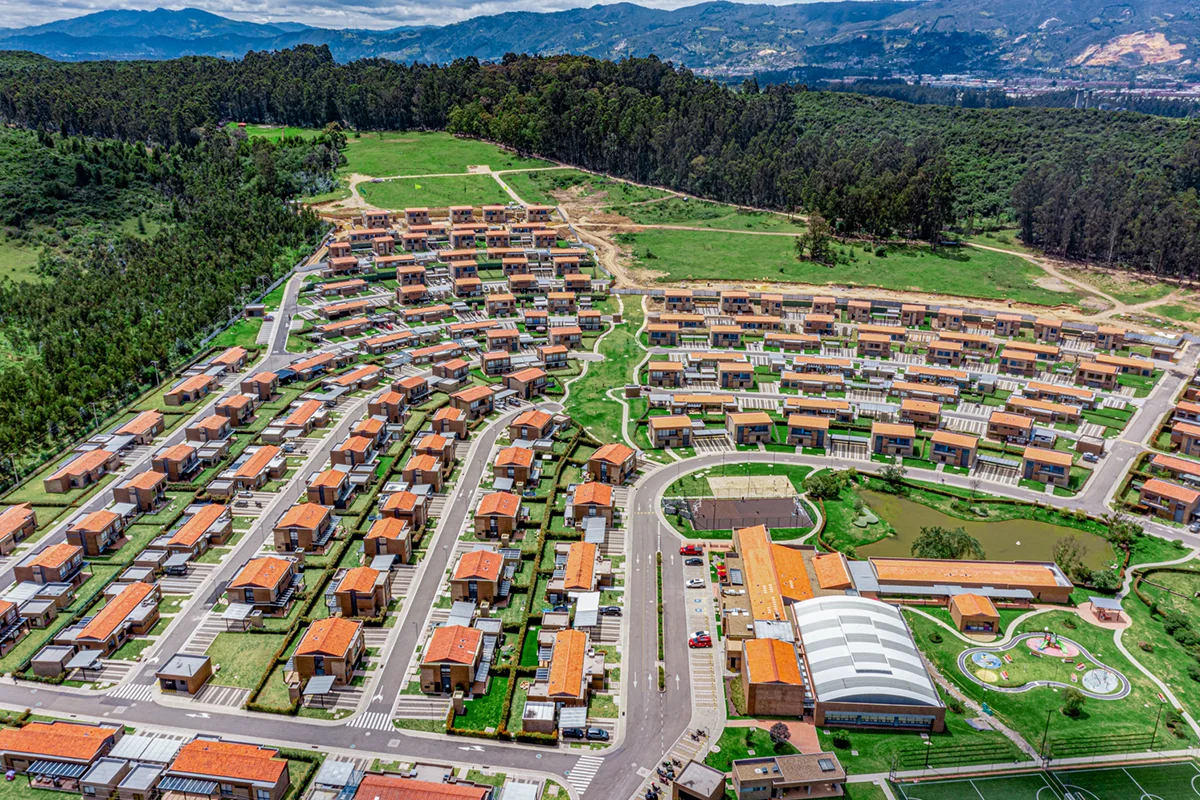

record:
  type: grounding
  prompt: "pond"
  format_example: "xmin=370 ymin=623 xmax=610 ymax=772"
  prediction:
xmin=855 ymin=490 xmax=1112 ymax=569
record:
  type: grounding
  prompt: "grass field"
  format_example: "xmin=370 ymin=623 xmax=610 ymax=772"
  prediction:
xmin=893 ymin=761 xmax=1200 ymax=800
xmin=503 ymin=168 xmax=669 ymax=206
xmin=1060 ymin=268 xmax=1175 ymax=306
xmin=565 ymin=296 xmax=643 ymax=444
xmin=618 ymin=197 xmax=806 ymax=233
xmin=617 ymin=229 xmax=1083 ymax=306
xmin=208 ymin=318 xmax=263 ymax=350
xmin=0 ymin=235 xmax=43 ymax=283
xmin=359 ymin=174 xmax=512 ymax=210
xmin=1152 ymin=303 xmax=1200 ymax=324
xmin=205 ymin=632 xmax=287 ymax=689
xmin=341 ymin=131 xmax=549 ymax=177
xmin=229 ymin=124 xmax=322 ymax=142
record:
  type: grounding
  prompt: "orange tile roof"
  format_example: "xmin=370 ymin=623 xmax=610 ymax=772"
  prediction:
xmin=310 ymin=469 xmax=348 ymax=489
xmin=382 ymin=491 xmax=421 ymax=513
xmin=999 ymin=348 xmax=1035 ymax=362
xmin=929 ymin=339 xmax=962 ymax=351
xmin=870 ymin=557 xmax=1065 ymax=589
xmin=337 ymin=566 xmax=381 ymax=594
xmin=572 ymin=482 xmax=612 ymax=507
xmin=283 ymin=400 xmax=323 ymax=428
xmin=547 ymin=628 xmax=587 ymax=698
xmin=737 ymin=525 xmax=784 ymax=622
xmin=872 ymin=422 xmax=916 ymax=437
xmin=171 ymin=374 xmax=216 ymax=395
xmin=336 ymin=435 xmax=374 ymax=454
xmin=416 ymin=434 xmax=449 ymax=452
xmin=1080 ymin=361 xmax=1118 ymax=374
xmin=951 ymin=593 xmax=999 ymax=618
xmin=772 ymin=544 xmax=814 ymax=605
xmin=423 ymin=625 xmax=482 ymax=665
xmin=592 ymin=443 xmax=634 ymax=465
xmin=649 ymin=415 xmax=692 ymax=430
xmin=277 ymin=503 xmax=330 ymax=530
xmin=1143 ymin=478 xmax=1200 ymax=504
xmin=51 ymin=449 xmax=117 ymax=480
xmin=367 ymin=517 xmax=410 ymax=542
xmin=727 ymin=411 xmax=772 ymax=425
xmin=564 ymin=542 xmax=598 ymax=591
xmin=0 ymin=504 xmax=34 ymax=540
xmin=1150 ymin=454 xmax=1200 ymax=477
xmin=513 ymin=409 xmax=552 ymax=429
xmin=812 ymin=553 xmax=852 ymax=590
xmin=230 ymin=557 xmax=292 ymax=589
xmin=648 ymin=360 xmax=683 ymax=371
xmin=1027 ymin=382 xmax=1093 ymax=399
xmin=989 ymin=411 xmax=1033 ymax=429
xmin=116 ymin=410 xmax=163 ymax=437
xmin=744 ymin=638 xmax=804 ymax=686
xmin=477 ymin=491 xmax=520 ymax=517
xmin=169 ymin=504 xmax=228 ymax=548
xmin=1022 ymin=446 xmax=1073 ymax=467
xmin=354 ymin=417 xmax=385 ymax=436
xmin=496 ymin=447 xmax=534 ymax=468
xmin=785 ymin=398 xmax=850 ymax=412
xmin=452 ymin=385 xmax=494 ymax=404
xmin=1174 ymin=421 xmax=1200 ymax=438
xmin=218 ymin=394 xmax=252 ymax=410
xmin=193 ymin=415 xmax=230 ymax=433
xmin=126 ymin=470 xmax=167 ymax=490
xmin=27 ymin=543 xmax=80 ymax=570
xmin=170 ymin=739 xmax=286 ymax=783
xmin=900 ymin=399 xmax=941 ymax=415
xmin=931 ymin=430 xmax=978 ymax=449
xmin=433 ymin=406 xmax=464 ymax=422
xmin=71 ymin=509 xmax=120 ymax=534
xmin=234 ymin=446 xmax=281 ymax=478
xmin=158 ymin=443 xmax=196 ymax=463
xmin=297 ymin=617 xmax=361 ymax=657
xmin=507 ymin=367 xmax=546 ymax=383
xmin=786 ymin=414 xmax=830 ymax=430
xmin=1009 ymin=396 xmax=1076 ymax=415
xmin=0 ymin=722 xmax=119 ymax=761
xmin=404 ymin=454 xmax=442 ymax=474
xmin=79 ymin=581 xmax=154 ymax=642
xmin=455 ymin=550 xmax=504 ymax=582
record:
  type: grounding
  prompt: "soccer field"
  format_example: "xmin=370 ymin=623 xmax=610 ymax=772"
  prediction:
xmin=893 ymin=761 xmax=1200 ymax=800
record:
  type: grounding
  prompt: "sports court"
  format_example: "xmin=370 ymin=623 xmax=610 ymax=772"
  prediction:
xmin=684 ymin=496 xmax=813 ymax=531
xmin=893 ymin=760 xmax=1200 ymax=800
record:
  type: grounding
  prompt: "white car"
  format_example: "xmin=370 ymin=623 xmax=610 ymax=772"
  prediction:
xmin=686 ymin=579 xmax=706 ymax=589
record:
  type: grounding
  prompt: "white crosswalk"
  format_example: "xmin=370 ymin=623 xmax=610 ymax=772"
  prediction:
xmin=567 ymin=755 xmax=605 ymax=795
xmin=347 ymin=711 xmax=394 ymax=730
xmin=109 ymin=682 xmax=155 ymax=702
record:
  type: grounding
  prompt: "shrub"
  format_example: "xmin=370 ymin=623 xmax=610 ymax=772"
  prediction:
xmin=1061 ymin=688 xmax=1085 ymax=718
xmin=929 ymin=631 xmax=943 ymax=643
xmin=948 ymin=699 xmax=965 ymax=715
xmin=1062 ymin=618 xmax=1077 ymax=629
xmin=1139 ymin=641 xmax=1155 ymax=653
xmin=831 ymin=730 xmax=851 ymax=749
xmin=1187 ymin=663 xmax=1200 ymax=682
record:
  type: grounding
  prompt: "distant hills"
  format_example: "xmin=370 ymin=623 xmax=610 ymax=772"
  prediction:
xmin=1 ymin=2 xmax=1197 ymax=76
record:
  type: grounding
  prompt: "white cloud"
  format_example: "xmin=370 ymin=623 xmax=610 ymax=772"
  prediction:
xmin=3 ymin=0 xmax=804 ymax=31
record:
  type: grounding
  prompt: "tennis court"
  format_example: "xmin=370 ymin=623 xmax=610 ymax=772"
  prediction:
xmin=893 ymin=760 xmax=1200 ymax=800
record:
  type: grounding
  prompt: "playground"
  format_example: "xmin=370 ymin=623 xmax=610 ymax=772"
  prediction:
xmin=893 ymin=760 xmax=1200 ymax=799
xmin=958 ymin=632 xmax=1128 ymax=698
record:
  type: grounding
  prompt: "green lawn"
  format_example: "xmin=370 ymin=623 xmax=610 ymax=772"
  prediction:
xmin=230 ymin=123 xmax=322 ymax=142
xmin=205 ymin=632 xmax=287 ymax=689
xmin=618 ymin=197 xmax=806 ymax=233
xmin=565 ymin=296 xmax=643 ymax=444
xmin=1060 ymin=268 xmax=1175 ymax=306
xmin=503 ymin=168 xmax=668 ymax=206
xmin=616 ymin=229 xmax=1083 ymax=307
xmin=1152 ymin=303 xmax=1200 ymax=324
xmin=359 ymin=175 xmax=512 ymax=210
xmin=705 ymin=727 xmax=798 ymax=772
xmin=208 ymin=318 xmax=264 ymax=350
xmin=453 ymin=676 xmax=509 ymax=732
xmin=341 ymin=131 xmax=549 ymax=177
xmin=0 ymin=774 xmax=65 ymax=799
xmin=0 ymin=235 xmax=45 ymax=283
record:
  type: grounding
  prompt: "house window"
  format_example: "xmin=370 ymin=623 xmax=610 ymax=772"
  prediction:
xmin=257 ymin=790 xmax=271 ymax=800
xmin=221 ymin=785 xmax=234 ymax=796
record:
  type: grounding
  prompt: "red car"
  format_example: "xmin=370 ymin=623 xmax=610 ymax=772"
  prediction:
xmin=680 ymin=544 xmax=701 ymax=556
xmin=689 ymin=634 xmax=713 ymax=648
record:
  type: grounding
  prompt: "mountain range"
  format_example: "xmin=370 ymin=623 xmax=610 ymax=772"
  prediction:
xmin=0 ymin=2 xmax=1197 ymax=76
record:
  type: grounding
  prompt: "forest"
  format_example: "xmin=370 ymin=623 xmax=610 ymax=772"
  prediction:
xmin=0 ymin=126 xmax=336 ymax=473
xmin=0 ymin=47 xmax=1197 ymax=274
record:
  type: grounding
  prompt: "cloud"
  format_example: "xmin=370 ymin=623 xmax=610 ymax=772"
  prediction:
xmin=4 ymin=0 xmax=803 ymax=31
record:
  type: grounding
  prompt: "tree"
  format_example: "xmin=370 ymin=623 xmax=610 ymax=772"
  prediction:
xmin=804 ymin=471 xmax=845 ymax=500
xmin=911 ymin=526 xmax=985 ymax=560
xmin=878 ymin=463 xmax=907 ymax=492
xmin=795 ymin=213 xmax=834 ymax=264
xmin=769 ymin=722 xmax=791 ymax=750
xmin=1052 ymin=536 xmax=1091 ymax=583
xmin=1101 ymin=513 xmax=1142 ymax=553
xmin=1061 ymin=687 xmax=1086 ymax=717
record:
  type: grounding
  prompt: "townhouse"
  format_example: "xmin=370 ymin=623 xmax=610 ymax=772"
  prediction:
xmin=166 ymin=503 xmax=232 ymax=559
xmin=273 ymin=503 xmax=339 ymax=554
xmin=505 ymin=367 xmax=548 ymax=399
xmin=786 ymin=415 xmax=829 ymax=448
xmin=709 ymin=323 xmax=745 ymax=349
xmin=381 ymin=489 xmax=430 ymax=531
xmin=726 ymin=412 xmax=773 ymax=446
xmin=450 ymin=385 xmax=495 ymax=421
xmin=226 ymin=557 xmax=302 ymax=615
xmin=649 ymin=415 xmax=693 ymax=448
xmin=871 ymin=422 xmax=917 ymax=457
xmin=112 ymin=470 xmax=167 ymax=512
xmin=14 ymin=543 xmax=86 ymax=587
xmin=510 ymin=409 xmax=555 ymax=441
xmin=647 ymin=323 xmax=680 ymax=348
xmin=0 ymin=504 xmax=36 ymax=555
xmin=475 ymin=491 xmax=522 ymax=538
xmin=717 ymin=361 xmax=753 ymax=390
xmin=571 ymin=482 xmax=614 ymax=527
xmin=364 ymin=516 xmax=412 ymax=563
xmin=241 ymin=371 xmax=279 ymax=401
xmin=1021 ymin=446 xmax=1072 ymax=487
xmin=114 ymin=410 xmax=165 ymax=445
xmin=163 ymin=739 xmax=290 ymax=800
xmin=899 ymin=399 xmax=941 ymax=430
xmin=929 ymin=430 xmax=977 ymax=469
xmin=67 ymin=509 xmax=125 ymax=556
xmin=987 ymin=411 xmax=1034 ymax=444
xmin=164 ymin=374 xmax=218 ymax=406
xmin=647 ymin=360 xmax=684 ymax=388
xmin=333 ymin=567 xmax=391 ymax=618
xmin=537 ymin=343 xmax=570 ymax=371
xmin=1140 ymin=478 xmax=1200 ymax=524
xmin=587 ymin=443 xmax=638 ymax=484
xmin=43 ymin=450 xmax=121 ymax=494
xmin=548 ymin=325 xmax=583 ymax=348
xmin=1076 ymin=360 xmax=1119 ymax=391
xmin=420 ymin=625 xmax=483 ymax=695
xmin=431 ymin=406 xmax=469 ymax=439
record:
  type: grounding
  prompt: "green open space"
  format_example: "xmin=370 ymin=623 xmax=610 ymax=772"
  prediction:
xmin=1059 ymin=268 xmax=1175 ymax=306
xmin=0 ymin=234 xmax=44 ymax=284
xmin=892 ymin=762 xmax=1200 ymax=800
xmin=564 ymin=296 xmax=643 ymax=444
xmin=617 ymin=229 xmax=1084 ymax=307
xmin=228 ymin=123 xmax=323 ymax=142
xmin=617 ymin=197 xmax=806 ymax=233
xmin=704 ymin=726 xmax=799 ymax=773
xmin=359 ymin=174 xmax=512 ymax=210
xmin=503 ymin=168 xmax=668 ymax=206
xmin=208 ymin=318 xmax=264 ymax=351
xmin=340 ymin=131 xmax=550 ymax=177
xmin=1152 ymin=303 xmax=1200 ymax=324
xmin=205 ymin=632 xmax=287 ymax=689
xmin=453 ymin=676 xmax=508 ymax=732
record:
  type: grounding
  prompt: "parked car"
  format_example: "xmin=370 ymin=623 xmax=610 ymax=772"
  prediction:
xmin=1082 ymin=453 xmax=1098 ymax=463
xmin=679 ymin=544 xmax=701 ymax=556
xmin=1189 ymin=521 xmax=1200 ymax=534
xmin=238 ymin=490 xmax=254 ymax=498
xmin=600 ymin=606 xmax=622 ymax=617
xmin=686 ymin=579 xmax=705 ymax=589
xmin=586 ymin=728 xmax=610 ymax=741
xmin=689 ymin=635 xmax=712 ymax=648
xmin=562 ymin=728 xmax=586 ymax=740
xmin=684 ymin=557 xmax=703 ymax=566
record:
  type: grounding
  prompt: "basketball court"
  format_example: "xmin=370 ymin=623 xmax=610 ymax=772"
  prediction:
xmin=893 ymin=761 xmax=1200 ymax=800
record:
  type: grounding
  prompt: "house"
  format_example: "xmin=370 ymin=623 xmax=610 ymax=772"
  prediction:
xmin=571 ymin=482 xmax=614 ymax=527
xmin=935 ymin=307 xmax=964 ymax=330
xmin=495 ymin=446 xmax=535 ymax=485
xmin=396 ymin=264 xmax=427 ymax=286
xmin=485 ymin=292 xmax=516 ymax=317
xmin=1021 ymin=447 xmax=1072 ymax=487
xmin=227 ymin=445 xmax=286 ymax=492
xmin=320 ymin=299 xmax=371 ymax=320
xmin=527 ymin=628 xmax=603 ymax=707
xmin=273 ymin=503 xmax=338 ymax=554
xmin=115 ymin=410 xmax=165 ymax=445
xmin=927 ymin=339 xmax=963 ymax=367
xmin=998 ymin=348 xmax=1037 ymax=377
xmin=328 ymin=240 xmax=352 ymax=259
xmin=241 ymin=371 xmax=279 ymax=401
xmin=721 ymin=290 xmax=751 ymax=315
xmin=433 ymin=358 xmax=471 ymax=389
xmin=307 ymin=468 xmax=352 ymax=508
xmin=327 ymin=255 xmax=361 ymax=275
xmin=662 ymin=289 xmax=695 ymax=312
xmin=415 ymin=433 xmax=456 ymax=466
xmin=367 ymin=391 xmax=405 ymax=424
xmin=786 ymin=415 xmax=829 ymax=448
xmin=67 ymin=509 xmax=125 ymax=556
xmin=110 ymin=470 xmax=166 ymax=514
xmin=1076 ymin=361 xmax=1119 ymax=391
xmin=784 ymin=397 xmax=853 ymax=423
xmin=226 ymin=557 xmax=302 ymax=616
xmin=930 ymin=430 xmax=977 ymax=468
xmin=1006 ymin=396 xmax=1081 ymax=425
xmin=475 ymin=491 xmax=521 ymax=537
xmin=811 ymin=295 xmax=837 ymax=315
xmin=0 ymin=721 xmax=122 ymax=787
xmin=941 ymin=331 xmax=998 ymax=357
xmin=326 ymin=365 xmax=382 ymax=392
xmin=649 ymin=415 xmax=693 ymax=448
xmin=856 ymin=332 xmax=892 ymax=358
xmin=432 ymin=406 xmax=469 ymax=439
xmin=1025 ymin=382 xmax=1095 ymax=410
xmin=451 ymin=549 xmax=504 ymax=604
xmin=186 ymin=414 xmax=233 ymax=444
xmin=726 ymin=411 xmax=773 ymax=446
xmin=1034 ymin=317 xmax=1062 ymax=342
xmin=380 ymin=489 xmax=430 ymax=532
xmin=506 ymin=367 xmax=548 ymax=399
xmin=397 ymin=284 xmax=428 ymax=304
xmin=871 ymin=422 xmax=916 ymax=457
xmin=949 ymin=594 xmax=1000 ymax=634
xmin=451 ymin=386 xmax=495 ymax=421
xmin=587 ymin=443 xmax=637 ymax=484
xmin=364 ymin=517 xmax=412 ymax=562
xmin=647 ymin=360 xmax=684 ymax=388
xmin=545 ymin=291 xmax=574 ymax=315
xmin=1007 ymin=340 xmax=1061 ymax=362
xmin=405 ymin=207 xmax=430 ymax=225
xmin=803 ymin=313 xmax=835 ymax=337
xmin=164 ymin=373 xmax=218 ymax=406
xmin=994 ymin=313 xmax=1023 ymax=337
xmin=846 ymin=299 xmax=872 ymax=322
xmin=43 ymin=450 xmax=121 ymax=494
xmin=1096 ymin=325 xmax=1125 ymax=350
xmin=508 ymin=273 xmax=538 ymax=294
xmin=536 ymin=344 xmax=570 ymax=371
xmin=164 ymin=739 xmax=290 ymax=800
xmin=710 ymin=324 xmax=742 ymax=348
xmin=899 ymin=399 xmax=941 ymax=430
xmin=151 ymin=443 xmax=200 ymax=483
xmin=511 ymin=409 xmax=554 ymax=441
xmin=167 ymin=503 xmax=232 ymax=559
xmin=730 ymin=754 xmax=846 ymax=800
xmin=901 ymin=303 xmax=926 ymax=327
xmin=647 ymin=323 xmax=680 ymax=348
xmin=281 ymin=400 xmax=328 ymax=435
xmin=402 ymin=454 xmax=446 ymax=492
xmin=987 ymin=411 xmax=1034 ymax=443
xmin=0 ymin=504 xmax=36 ymax=555
xmin=394 ymin=375 xmax=429 ymax=405
xmin=455 ymin=276 xmax=483 ymax=298
xmin=672 ymin=761 xmax=727 ymax=800
xmin=320 ymin=278 xmax=367 ymax=297
xmin=334 ymin=567 xmax=391 ymax=618
xmin=549 ymin=325 xmax=583 ymax=348
xmin=14 ymin=543 xmax=85 ymax=587
xmin=156 ymin=653 xmax=214 ymax=695
xmin=1172 ymin=421 xmax=1200 ymax=457
xmin=66 ymin=581 xmax=159 ymax=655
xmin=550 ymin=541 xmax=609 ymax=598
xmin=1140 ymin=478 xmax=1200 ymax=523
xmin=421 ymin=625 xmax=483 ymax=695
xmin=717 ymin=362 xmax=753 ymax=390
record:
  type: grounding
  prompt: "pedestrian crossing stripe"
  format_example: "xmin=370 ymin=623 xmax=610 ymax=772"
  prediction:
xmin=347 ymin=711 xmax=393 ymax=731
xmin=567 ymin=755 xmax=605 ymax=794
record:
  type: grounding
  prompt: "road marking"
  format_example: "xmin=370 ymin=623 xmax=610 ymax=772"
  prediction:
xmin=567 ymin=755 xmax=605 ymax=795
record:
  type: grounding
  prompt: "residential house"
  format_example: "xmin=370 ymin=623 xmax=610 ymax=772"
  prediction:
xmin=1172 ymin=421 xmax=1200 ymax=457
xmin=112 ymin=470 xmax=167 ymax=513
xmin=186 ymin=414 xmax=233 ymax=444
xmin=115 ymin=411 xmax=165 ymax=445
xmin=364 ymin=517 xmax=412 ymax=563
xmin=721 ymin=291 xmax=751 ymax=315
xmin=1096 ymin=326 xmax=1126 ymax=351
xmin=402 ymin=454 xmax=446 ymax=493
xmin=871 ymin=422 xmax=917 ymax=457
xmin=281 ymin=400 xmax=328 ymax=435
xmin=506 ymin=367 xmax=548 ymax=399
xmin=649 ymin=415 xmax=693 ymax=449
xmin=432 ymin=406 xmax=468 ymax=439
xmin=475 ymin=492 xmax=521 ymax=538
xmin=381 ymin=489 xmax=430 ymax=530
xmin=856 ymin=332 xmax=891 ymax=358
xmin=451 ymin=386 xmax=495 ymax=421
xmin=495 ymin=447 xmax=535 ymax=486
xmin=803 ymin=313 xmax=836 ymax=337
xmin=164 ymin=739 xmax=290 ymax=800
xmin=394 ymin=375 xmax=429 ymax=405
xmin=647 ymin=361 xmax=684 ymax=388
xmin=227 ymin=446 xmax=286 ymax=492
xmin=929 ymin=431 xmax=977 ymax=468
xmin=647 ymin=323 xmax=680 ymax=348
xmin=307 ymin=469 xmax=352 ymax=509
xmin=1141 ymin=479 xmax=1200 ymax=523
xmin=1034 ymin=317 xmax=1062 ymax=342
xmin=665 ymin=289 xmax=694 ymax=312
xmin=994 ymin=313 xmax=1023 ymax=337
xmin=0 ymin=722 xmax=122 ymax=785
xmin=273 ymin=503 xmax=338 ymax=554
xmin=451 ymin=549 xmax=504 ymax=604
xmin=486 ymin=293 xmax=516 ymax=317
xmin=527 ymin=629 xmax=602 ymax=708
xmin=510 ymin=409 xmax=554 ymax=441
xmin=811 ymin=296 xmax=837 ymax=315
xmin=14 ymin=543 xmax=85 ymax=587
xmin=901 ymin=304 xmax=926 ymax=327
xmin=998 ymin=348 xmax=1037 ymax=377
xmin=786 ymin=415 xmax=829 ymax=448
xmin=43 ymin=450 xmax=121 ymax=494
xmin=1021 ymin=447 xmax=1072 ymax=487
xmin=847 ymin=299 xmax=872 ymax=322
xmin=164 ymin=374 xmax=218 ymax=406
xmin=226 ymin=557 xmax=302 ymax=616
xmin=710 ymin=324 xmax=742 ymax=348
xmin=67 ymin=510 xmax=125 ymax=556
xmin=935 ymin=307 xmax=964 ymax=331
xmin=987 ymin=411 xmax=1034 ymax=444
xmin=726 ymin=411 xmax=773 ymax=446
xmin=1076 ymin=361 xmax=1119 ymax=391
xmin=927 ymin=340 xmax=963 ymax=367
xmin=0 ymin=504 xmax=36 ymax=555
xmin=166 ymin=503 xmax=232 ymax=559
xmin=899 ymin=399 xmax=941 ymax=430
xmin=537 ymin=344 xmax=570 ymax=370
xmin=66 ymin=581 xmax=159 ymax=655
xmin=152 ymin=443 xmax=200 ymax=482
xmin=334 ymin=567 xmax=391 ymax=618
xmin=433 ymin=358 xmax=471 ymax=388
xmin=241 ymin=371 xmax=279 ymax=401
xmin=587 ymin=443 xmax=637 ymax=484
xmin=420 ymin=625 xmax=483 ymax=695
xmin=548 ymin=325 xmax=583 ymax=349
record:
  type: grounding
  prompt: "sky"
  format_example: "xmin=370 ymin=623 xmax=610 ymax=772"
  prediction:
xmin=3 ymin=0 xmax=804 ymax=31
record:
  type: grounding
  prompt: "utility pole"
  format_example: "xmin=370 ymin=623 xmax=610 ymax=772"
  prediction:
xmin=1040 ymin=708 xmax=1053 ymax=763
